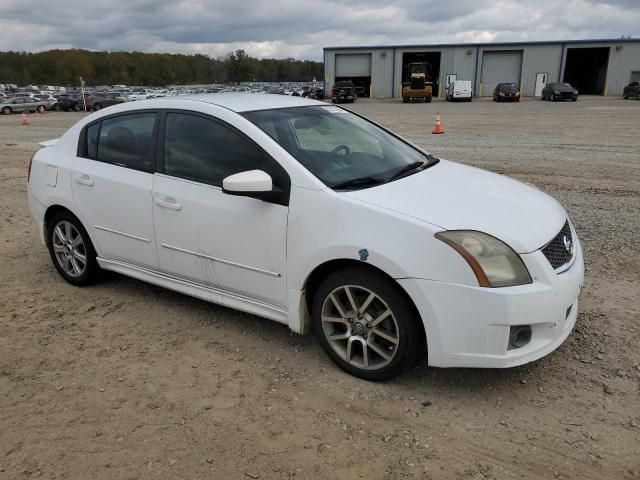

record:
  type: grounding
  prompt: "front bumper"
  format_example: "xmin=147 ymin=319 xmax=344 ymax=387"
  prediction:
xmin=399 ymin=238 xmax=584 ymax=368
xmin=333 ymin=93 xmax=354 ymax=101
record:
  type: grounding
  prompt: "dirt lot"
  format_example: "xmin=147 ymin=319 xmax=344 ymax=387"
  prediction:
xmin=1 ymin=97 xmax=639 ymax=479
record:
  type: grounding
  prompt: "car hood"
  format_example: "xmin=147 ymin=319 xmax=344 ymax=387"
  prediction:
xmin=343 ymin=160 xmax=567 ymax=253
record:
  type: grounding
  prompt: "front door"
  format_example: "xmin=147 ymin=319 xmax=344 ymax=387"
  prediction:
xmin=71 ymin=112 xmax=159 ymax=269
xmin=535 ymin=73 xmax=548 ymax=97
xmin=152 ymin=111 xmax=289 ymax=307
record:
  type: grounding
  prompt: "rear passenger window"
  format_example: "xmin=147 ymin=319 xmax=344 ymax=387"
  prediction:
xmin=97 ymin=113 xmax=157 ymax=172
xmin=163 ymin=113 xmax=269 ymax=187
xmin=86 ymin=123 xmax=99 ymax=159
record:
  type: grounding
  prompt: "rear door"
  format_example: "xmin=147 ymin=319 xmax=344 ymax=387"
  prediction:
xmin=71 ymin=111 xmax=160 ymax=269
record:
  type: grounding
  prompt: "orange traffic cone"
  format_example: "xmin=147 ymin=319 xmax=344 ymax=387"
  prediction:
xmin=432 ymin=112 xmax=443 ymax=134
xmin=21 ymin=112 xmax=29 ymax=126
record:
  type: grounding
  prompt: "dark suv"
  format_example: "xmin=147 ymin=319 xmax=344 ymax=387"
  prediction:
xmin=331 ymin=81 xmax=356 ymax=104
xmin=623 ymin=81 xmax=640 ymax=99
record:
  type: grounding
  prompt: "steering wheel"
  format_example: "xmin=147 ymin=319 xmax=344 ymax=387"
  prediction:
xmin=329 ymin=144 xmax=350 ymax=160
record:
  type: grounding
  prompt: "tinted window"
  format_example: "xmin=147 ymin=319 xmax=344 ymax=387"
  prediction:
xmin=97 ymin=113 xmax=156 ymax=172
xmin=163 ymin=112 xmax=270 ymax=187
xmin=86 ymin=123 xmax=99 ymax=159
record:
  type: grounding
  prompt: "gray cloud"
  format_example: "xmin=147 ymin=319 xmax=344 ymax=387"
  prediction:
xmin=0 ymin=0 xmax=638 ymax=60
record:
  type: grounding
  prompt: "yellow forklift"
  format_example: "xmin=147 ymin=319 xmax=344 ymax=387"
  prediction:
xmin=402 ymin=62 xmax=433 ymax=103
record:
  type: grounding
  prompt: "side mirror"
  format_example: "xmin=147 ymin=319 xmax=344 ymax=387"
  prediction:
xmin=222 ymin=169 xmax=273 ymax=196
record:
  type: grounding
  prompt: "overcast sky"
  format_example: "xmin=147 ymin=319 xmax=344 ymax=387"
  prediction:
xmin=0 ymin=0 xmax=638 ymax=60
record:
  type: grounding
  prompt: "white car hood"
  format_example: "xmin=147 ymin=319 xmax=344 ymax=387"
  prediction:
xmin=343 ymin=159 xmax=567 ymax=253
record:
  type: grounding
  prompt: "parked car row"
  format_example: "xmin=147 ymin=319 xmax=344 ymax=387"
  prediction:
xmin=1 ymin=82 xmax=326 ymax=114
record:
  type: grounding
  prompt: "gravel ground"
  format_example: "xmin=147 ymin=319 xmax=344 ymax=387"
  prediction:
xmin=1 ymin=97 xmax=639 ymax=479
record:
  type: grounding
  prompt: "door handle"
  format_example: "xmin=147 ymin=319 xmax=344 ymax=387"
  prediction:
xmin=73 ymin=174 xmax=94 ymax=186
xmin=154 ymin=197 xmax=182 ymax=211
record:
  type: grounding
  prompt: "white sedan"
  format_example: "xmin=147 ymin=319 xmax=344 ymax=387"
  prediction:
xmin=27 ymin=94 xmax=583 ymax=380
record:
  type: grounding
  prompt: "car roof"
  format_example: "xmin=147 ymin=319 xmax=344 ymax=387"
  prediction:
xmin=159 ymin=93 xmax=325 ymax=113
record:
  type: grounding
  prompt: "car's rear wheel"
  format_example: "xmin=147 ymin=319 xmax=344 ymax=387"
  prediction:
xmin=74 ymin=104 xmax=82 ymax=111
xmin=550 ymin=93 xmax=556 ymax=102
xmin=93 ymin=103 xmax=102 ymax=111
xmin=46 ymin=212 xmax=99 ymax=286
xmin=312 ymin=268 xmax=422 ymax=380
xmin=623 ymin=92 xmax=628 ymax=99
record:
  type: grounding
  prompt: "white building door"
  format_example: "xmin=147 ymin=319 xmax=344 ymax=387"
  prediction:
xmin=535 ymin=73 xmax=548 ymax=97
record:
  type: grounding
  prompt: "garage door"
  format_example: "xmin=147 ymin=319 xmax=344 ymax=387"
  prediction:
xmin=480 ymin=50 xmax=523 ymax=96
xmin=335 ymin=54 xmax=372 ymax=77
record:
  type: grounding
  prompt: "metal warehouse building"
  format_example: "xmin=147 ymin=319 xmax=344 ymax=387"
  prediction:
xmin=323 ymin=38 xmax=640 ymax=99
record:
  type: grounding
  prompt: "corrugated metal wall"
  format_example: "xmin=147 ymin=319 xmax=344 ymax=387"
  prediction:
xmin=325 ymin=41 xmax=640 ymax=99
xmin=520 ymin=45 xmax=563 ymax=96
xmin=604 ymin=43 xmax=640 ymax=96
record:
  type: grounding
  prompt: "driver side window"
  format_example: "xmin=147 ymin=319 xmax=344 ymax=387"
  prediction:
xmin=162 ymin=112 xmax=287 ymax=190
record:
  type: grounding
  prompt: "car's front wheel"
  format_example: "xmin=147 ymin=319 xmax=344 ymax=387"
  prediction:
xmin=1 ymin=106 xmax=11 ymax=115
xmin=312 ymin=268 xmax=422 ymax=380
xmin=46 ymin=212 xmax=99 ymax=286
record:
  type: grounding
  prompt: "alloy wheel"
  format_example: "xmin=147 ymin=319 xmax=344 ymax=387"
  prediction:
xmin=52 ymin=221 xmax=87 ymax=278
xmin=320 ymin=285 xmax=400 ymax=371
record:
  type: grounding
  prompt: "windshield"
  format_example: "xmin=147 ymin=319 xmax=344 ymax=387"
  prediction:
xmin=243 ymin=106 xmax=437 ymax=189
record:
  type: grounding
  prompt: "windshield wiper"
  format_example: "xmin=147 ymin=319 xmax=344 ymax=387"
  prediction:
xmin=330 ymin=176 xmax=385 ymax=190
xmin=385 ymin=160 xmax=427 ymax=182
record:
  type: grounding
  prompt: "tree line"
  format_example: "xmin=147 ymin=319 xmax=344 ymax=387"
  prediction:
xmin=0 ymin=49 xmax=323 ymax=87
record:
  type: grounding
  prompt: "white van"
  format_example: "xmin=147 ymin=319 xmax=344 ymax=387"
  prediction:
xmin=446 ymin=80 xmax=473 ymax=102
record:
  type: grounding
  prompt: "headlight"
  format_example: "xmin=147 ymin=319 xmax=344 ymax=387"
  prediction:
xmin=554 ymin=90 xmax=560 ymax=95
xmin=435 ymin=231 xmax=532 ymax=287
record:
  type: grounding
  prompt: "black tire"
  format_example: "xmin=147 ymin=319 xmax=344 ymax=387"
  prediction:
xmin=93 ymin=103 xmax=102 ymax=111
xmin=571 ymin=98 xmax=577 ymax=102
xmin=74 ymin=104 xmax=82 ymax=112
xmin=53 ymin=103 xmax=61 ymax=111
xmin=623 ymin=92 xmax=628 ymax=99
xmin=46 ymin=211 xmax=99 ymax=286
xmin=402 ymin=96 xmax=408 ymax=103
xmin=550 ymin=93 xmax=556 ymax=102
xmin=311 ymin=267 xmax=423 ymax=381
xmin=426 ymin=97 xmax=432 ymax=103
xmin=1 ymin=106 xmax=11 ymax=115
